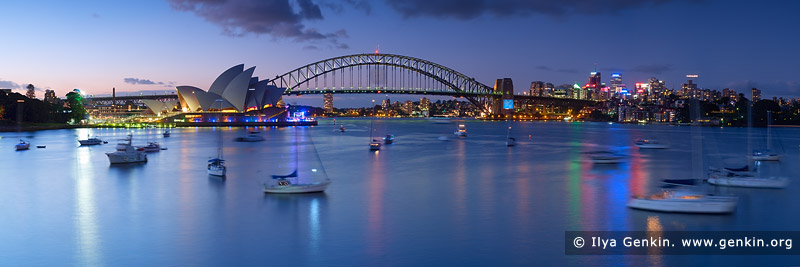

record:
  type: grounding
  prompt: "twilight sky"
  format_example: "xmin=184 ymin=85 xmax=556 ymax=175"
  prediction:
xmin=1 ymin=0 xmax=799 ymax=107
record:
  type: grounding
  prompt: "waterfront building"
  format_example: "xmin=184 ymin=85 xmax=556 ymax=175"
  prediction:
xmin=175 ymin=64 xmax=283 ymax=113
xmin=752 ymin=88 xmax=761 ymax=102
xmin=681 ymin=79 xmax=698 ymax=98
xmin=404 ymin=100 xmax=413 ymax=115
xmin=420 ymin=97 xmax=430 ymax=111
xmin=647 ymin=77 xmax=666 ymax=102
xmin=323 ymin=93 xmax=333 ymax=113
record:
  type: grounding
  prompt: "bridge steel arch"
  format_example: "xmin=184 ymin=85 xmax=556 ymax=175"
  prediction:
xmin=269 ymin=53 xmax=500 ymax=112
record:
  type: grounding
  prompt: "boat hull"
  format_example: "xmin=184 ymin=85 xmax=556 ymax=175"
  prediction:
xmin=264 ymin=180 xmax=331 ymax=194
xmin=15 ymin=144 xmax=30 ymax=151
xmin=627 ymin=197 xmax=737 ymax=213
xmin=208 ymin=166 xmax=226 ymax=177
xmin=79 ymin=140 xmax=102 ymax=146
xmin=635 ymin=143 xmax=668 ymax=149
xmin=707 ymin=176 xmax=789 ymax=189
xmin=106 ymin=153 xmax=147 ymax=164
xmin=750 ymin=155 xmax=781 ymax=161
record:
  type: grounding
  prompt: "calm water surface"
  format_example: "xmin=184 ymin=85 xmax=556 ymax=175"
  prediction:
xmin=1 ymin=119 xmax=799 ymax=266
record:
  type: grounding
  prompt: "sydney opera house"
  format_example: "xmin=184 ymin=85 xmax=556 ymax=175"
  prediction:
xmin=174 ymin=64 xmax=284 ymax=112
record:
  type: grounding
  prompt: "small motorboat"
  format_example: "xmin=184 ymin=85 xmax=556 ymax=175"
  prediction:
xmin=369 ymin=140 xmax=382 ymax=151
xmin=750 ymin=149 xmax=781 ymax=161
xmin=36 ymin=145 xmax=46 ymax=149
xmin=234 ymin=134 xmax=265 ymax=142
xmin=635 ymin=139 xmax=668 ymax=149
xmin=584 ymin=151 xmax=626 ymax=164
xmin=78 ymin=136 xmax=103 ymax=146
xmin=383 ymin=134 xmax=394 ymax=144
xmin=506 ymin=137 xmax=516 ymax=147
xmin=454 ymin=124 xmax=467 ymax=137
xmin=163 ymin=131 xmax=170 ymax=138
xmin=15 ymin=140 xmax=30 ymax=151
xmin=137 ymin=142 xmax=162 ymax=152
xmin=339 ymin=125 xmax=345 ymax=133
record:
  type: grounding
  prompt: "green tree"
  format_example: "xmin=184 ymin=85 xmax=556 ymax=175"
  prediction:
xmin=66 ymin=91 xmax=87 ymax=123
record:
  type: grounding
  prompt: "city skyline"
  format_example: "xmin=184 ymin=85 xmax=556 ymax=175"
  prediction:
xmin=2 ymin=0 xmax=799 ymax=106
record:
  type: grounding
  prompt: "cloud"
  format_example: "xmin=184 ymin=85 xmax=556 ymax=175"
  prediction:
xmin=0 ymin=79 xmax=21 ymax=89
xmin=168 ymin=0 xmax=348 ymax=47
xmin=124 ymin=78 xmax=171 ymax=85
xmin=384 ymin=0 xmax=702 ymax=19
xmin=630 ymin=64 xmax=673 ymax=75
xmin=319 ymin=0 xmax=371 ymax=15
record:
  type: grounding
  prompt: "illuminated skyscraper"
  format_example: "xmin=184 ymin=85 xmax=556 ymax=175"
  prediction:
xmin=609 ymin=73 xmax=624 ymax=96
xmin=323 ymin=93 xmax=333 ymax=113
xmin=529 ymin=81 xmax=545 ymax=97
xmin=584 ymin=72 xmax=601 ymax=100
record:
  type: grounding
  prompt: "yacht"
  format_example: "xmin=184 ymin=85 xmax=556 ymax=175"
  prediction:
xmin=706 ymin=168 xmax=789 ymax=189
xmin=234 ymin=134 xmax=265 ymax=142
xmin=106 ymin=135 xmax=147 ymax=164
xmin=750 ymin=149 xmax=781 ymax=161
xmin=627 ymin=188 xmax=738 ymax=213
xmin=15 ymin=140 xmax=30 ymax=151
xmin=78 ymin=135 xmax=103 ymax=146
xmin=584 ymin=151 xmax=626 ymax=164
xmin=454 ymin=124 xmax=467 ymax=137
xmin=634 ymin=139 xmax=668 ymax=149
xmin=383 ymin=134 xmax=394 ymax=144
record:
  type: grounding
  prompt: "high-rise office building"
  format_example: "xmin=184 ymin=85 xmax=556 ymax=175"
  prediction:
xmin=752 ymin=88 xmax=761 ymax=102
xmin=529 ymin=81 xmax=545 ymax=97
xmin=609 ymin=73 xmax=623 ymax=96
xmin=583 ymin=72 xmax=601 ymax=100
xmin=323 ymin=93 xmax=333 ymax=113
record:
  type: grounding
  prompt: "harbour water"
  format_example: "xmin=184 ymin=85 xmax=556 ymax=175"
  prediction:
xmin=1 ymin=119 xmax=799 ymax=266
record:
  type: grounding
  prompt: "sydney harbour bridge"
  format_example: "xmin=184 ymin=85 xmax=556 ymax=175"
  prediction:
xmin=87 ymin=53 xmax=596 ymax=115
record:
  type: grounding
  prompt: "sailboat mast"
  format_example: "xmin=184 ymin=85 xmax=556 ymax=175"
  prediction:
xmin=370 ymin=99 xmax=375 ymax=141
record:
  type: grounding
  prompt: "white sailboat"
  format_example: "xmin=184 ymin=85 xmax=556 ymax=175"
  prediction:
xmin=628 ymin=99 xmax=738 ymax=213
xmin=706 ymin=166 xmax=790 ymax=189
xmin=505 ymin=116 xmax=515 ymax=147
xmin=106 ymin=134 xmax=147 ymax=164
xmin=208 ymin=100 xmax=226 ymax=177
xmin=263 ymin=127 xmax=331 ymax=194
xmin=750 ymin=111 xmax=781 ymax=161
xmin=15 ymin=139 xmax=30 ymax=151
xmin=627 ymin=188 xmax=738 ymax=213
xmin=368 ymin=100 xmax=381 ymax=151
xmin=208 ymin=117 xmax=226 ymax=176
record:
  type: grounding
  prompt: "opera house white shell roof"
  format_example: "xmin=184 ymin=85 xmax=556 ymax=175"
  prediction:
xmin=175 ymin=64 xmax=284 ymax=112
